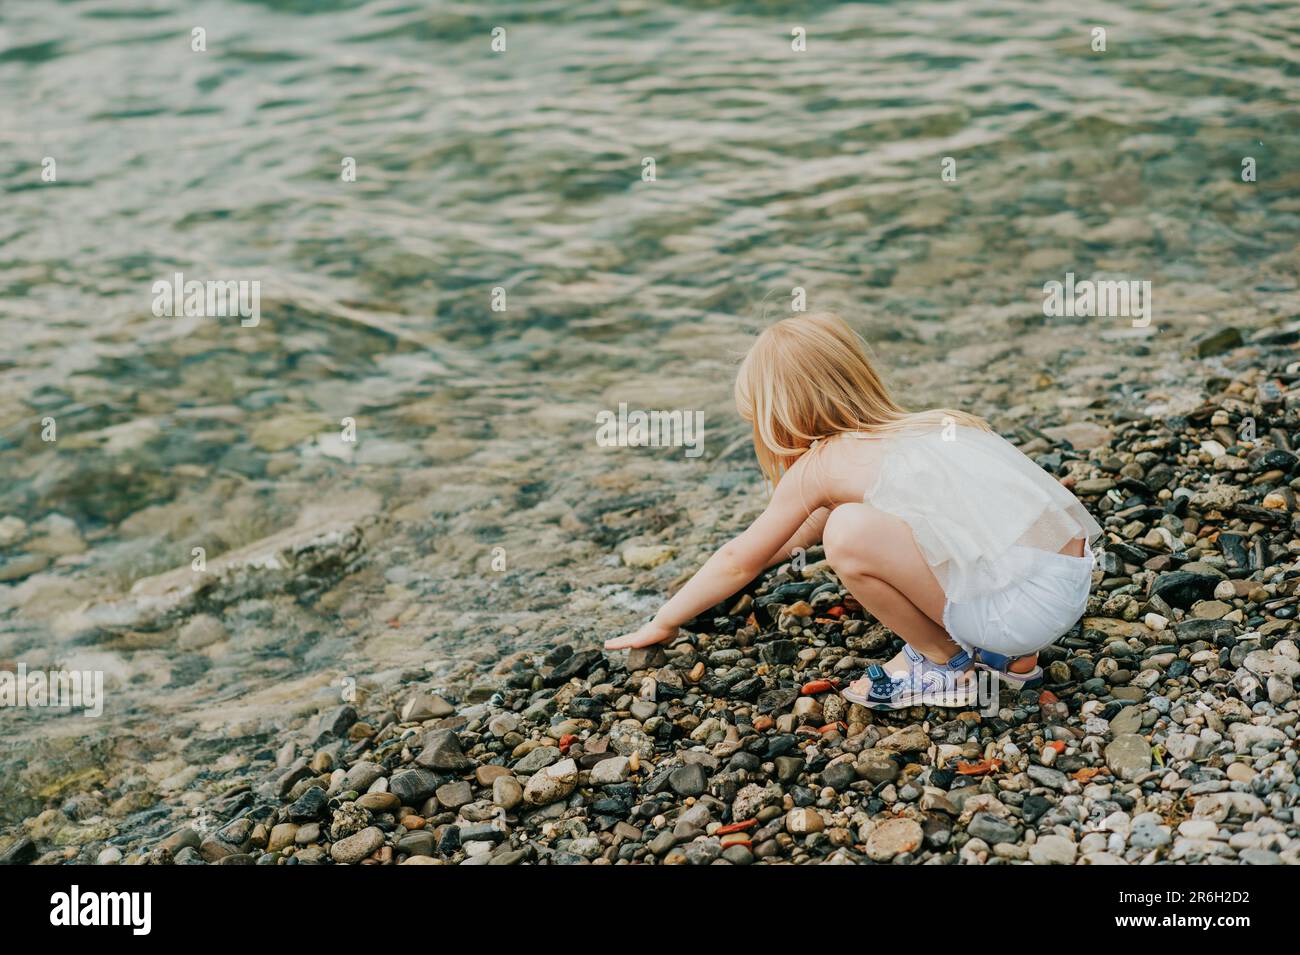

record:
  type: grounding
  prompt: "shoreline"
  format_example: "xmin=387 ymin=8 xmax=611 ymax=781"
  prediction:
xmin=3 ymin=330 xmax=1297 ymax=865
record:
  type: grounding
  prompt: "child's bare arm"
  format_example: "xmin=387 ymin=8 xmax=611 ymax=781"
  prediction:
xmin=763 ymin=506 xmax=829 ymax=568
xmin=606 ymin=458 xmax=826 ymax=649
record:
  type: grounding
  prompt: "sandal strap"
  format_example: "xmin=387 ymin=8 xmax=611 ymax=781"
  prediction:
xmin=972 ymin=648 xmax=1017 ymax=672
xmin=906 ymin=646 xmax=971 ymax=671
xmin=946 ymin=650 xmax=971 ymax=670
xmin=862 ymin=653 xmax=973 ymax=704
xmin=864 ymin=664 xmax=900 ymax=703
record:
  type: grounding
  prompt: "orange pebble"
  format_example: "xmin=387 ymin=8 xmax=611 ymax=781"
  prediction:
xmin=717 ymin=819 xmax=757 ymax=835
xmin=801 ymin=679 xmax=838 ymax=695
xmin=955 ymin=758 xmax=1002 ymax=776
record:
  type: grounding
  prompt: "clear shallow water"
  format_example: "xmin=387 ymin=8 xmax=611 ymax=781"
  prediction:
xmin=1 ymin=0 xmax=1298 ymax=818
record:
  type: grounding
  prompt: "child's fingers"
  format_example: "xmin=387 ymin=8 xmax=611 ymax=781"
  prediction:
xmin=606 ymin=628 xmax=660 ymax=650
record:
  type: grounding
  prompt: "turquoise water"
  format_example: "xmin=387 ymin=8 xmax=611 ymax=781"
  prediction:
xmin=1 ymin=0 xmax=1297 ymax=815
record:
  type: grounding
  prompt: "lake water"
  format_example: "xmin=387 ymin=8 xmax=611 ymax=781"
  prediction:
xmin=1 ymin=0 xmax=1297 ymax=822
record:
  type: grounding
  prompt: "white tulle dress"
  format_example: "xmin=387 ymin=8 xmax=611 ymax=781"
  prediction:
xmin=841 ymin=424 xmax=1103 ymax=655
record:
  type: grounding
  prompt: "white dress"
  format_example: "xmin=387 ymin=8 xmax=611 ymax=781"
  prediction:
xmin=834 ymin=425 xmax=1102 ymax=656
xmin=842 ymin=424 xmax=1101 ymax=601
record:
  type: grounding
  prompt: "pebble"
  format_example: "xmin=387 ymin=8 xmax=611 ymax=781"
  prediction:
xmin=1028 ymin=834 xmax=1077 ymax=866
xmin=865 ymin=818 xmax=923 ymax=861
xmin=493 ymin=776 xmax=523 ymax=810
xmin=1178 ymin=819 xmax=1219 ymax=840
xmin=388 ymin=769 xmax=439 ymax=805
xmin=1109 ymin=706 xmax=1143 ymax=735
xmin=785 ymin=808 xmax=825 ymax=835
xmin=1105 ymin=734 xmax=1152 ymax=781
xmin=878 ymin=725 xmax=930 ymax=753
xmin=330 ymin=827 xmax=384 ymax=864
xmin=967 ymin=812 xmax=1020 ymax=845
xmin=522 ymin=759 xmax=578 ymax=806
xmin=401 ymin=693 xmax=455 ymax=721
xmin=268 ymin=823 xmax=299 ymax=851
xmin=1129 ymin=824 xmax=1172 ymax=850
xmin=1026 ymin=764 xmax=1068 ymax=790
xmin=589 ymin=755 xmax=630 ymax=785
xmin=668 ymin=764 xmax=707 ymax=797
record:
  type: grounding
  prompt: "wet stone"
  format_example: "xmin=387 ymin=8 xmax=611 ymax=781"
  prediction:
xmin=668 ymin=764 xmax=708 ymax=797
xmin=416 ymin=730 xmax=472 ymax=771
xmin=286 ymin=786 xmax=328 ymax=821
xmin=821 ymin=761 xmax=856 ymax=791
xmin=389 ymin=769 xmax=440 ymax=805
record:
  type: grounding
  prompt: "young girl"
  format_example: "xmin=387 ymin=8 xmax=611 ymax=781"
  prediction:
xmin=605 ymin=312 xmax=1101 ymax=710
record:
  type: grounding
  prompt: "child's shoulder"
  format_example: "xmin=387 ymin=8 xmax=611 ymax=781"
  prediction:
xmin=816 ymin=429 xmax=886 ymax=446
xmin=809 ymin=430 xmax=897 ymax=467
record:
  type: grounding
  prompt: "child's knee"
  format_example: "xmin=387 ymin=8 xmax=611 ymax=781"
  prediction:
xmin=824 ymin=503 xmax=885 ymax=575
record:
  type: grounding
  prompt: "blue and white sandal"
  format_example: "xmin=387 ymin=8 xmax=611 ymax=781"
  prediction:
xmin=842 ymin=647 xmax=977 ymax=710
xmin=971 ymin=648 xmax=1044 ymax=688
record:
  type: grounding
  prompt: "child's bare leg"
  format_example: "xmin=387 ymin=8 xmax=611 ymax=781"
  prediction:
xmin=846 ymin=575 xmax=956 ymax=659
xmin=1009 ymin=654 xmax=1038 ymax=673
xmin=822 ymin=503 xmax=971 ymax=692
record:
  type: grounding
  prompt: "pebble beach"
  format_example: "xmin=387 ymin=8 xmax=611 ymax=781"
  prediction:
xmin=4 ymin=329 xmax=1298 ymax=866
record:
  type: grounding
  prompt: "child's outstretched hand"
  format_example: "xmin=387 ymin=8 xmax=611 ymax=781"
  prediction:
xmin=604 ymin=620 xmax=678 ymax=651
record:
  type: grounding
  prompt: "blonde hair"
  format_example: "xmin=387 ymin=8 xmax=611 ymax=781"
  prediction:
xmin=734 ymin=311 xmax=989 ymax=485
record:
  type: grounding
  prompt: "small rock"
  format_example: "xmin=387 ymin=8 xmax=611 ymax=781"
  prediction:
xmin=330 ymin=826 xmax=384 ymax=864
xmin=878 ymin=725 xmax=929 ymax=753
xmin=1028 ymin=834 xmax=1077 ymax=865
xmin=623 ymin=544 xmax=675 ymax=569
xmin=522 ymin=758 xmax=578 ymax=806
xmin=1105 ymin=734 xmax=1152 ymax=781
xmin=785 ymin=808 xmax=825 ymax=835
xmin=401 ymin=693 xmax=455 ymax=721
xmin=967 ymin=812 xmax=1019 ymax=845
xmin=865 ymin=818 xmax=923 ymax=861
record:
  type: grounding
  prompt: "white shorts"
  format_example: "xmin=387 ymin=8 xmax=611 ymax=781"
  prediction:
xmin=942 ymin=545 xmax=1094 ymax=659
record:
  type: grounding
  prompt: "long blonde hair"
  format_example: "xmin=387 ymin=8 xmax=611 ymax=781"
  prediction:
xmin=734 ymin=311 xmax=989 ymax=485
